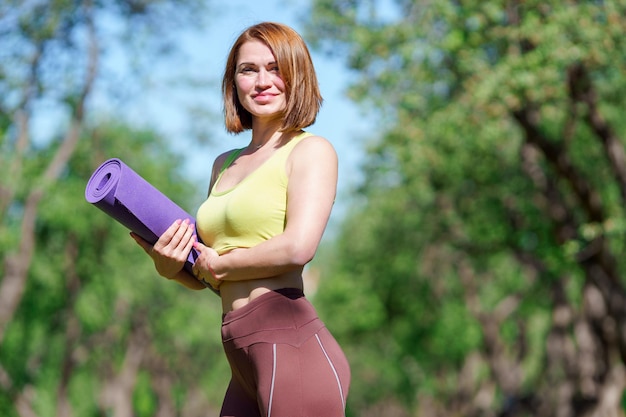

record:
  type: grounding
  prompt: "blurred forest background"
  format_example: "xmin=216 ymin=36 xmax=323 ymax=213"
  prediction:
xmin=2 ymin=0 xmax=626 ymax=416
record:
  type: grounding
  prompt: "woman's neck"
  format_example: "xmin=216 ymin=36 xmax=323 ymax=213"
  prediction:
xmin=250 ymin=118 xmax=287 ymax=149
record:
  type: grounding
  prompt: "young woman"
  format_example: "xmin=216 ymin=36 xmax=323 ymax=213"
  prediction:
xmin=131 ymin=22 xmax=350 ymax=416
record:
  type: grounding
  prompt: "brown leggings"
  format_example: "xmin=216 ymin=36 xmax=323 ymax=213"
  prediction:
xmin=220 ymin=288 xmax=350 ymax=417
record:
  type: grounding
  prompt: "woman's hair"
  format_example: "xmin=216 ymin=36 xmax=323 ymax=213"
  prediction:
xmin=222 ymin=22 xmax=322 ymax=133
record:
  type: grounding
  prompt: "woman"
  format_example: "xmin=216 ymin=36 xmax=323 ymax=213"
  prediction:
xmin=131 ymin=22 xmax=350 ymax=417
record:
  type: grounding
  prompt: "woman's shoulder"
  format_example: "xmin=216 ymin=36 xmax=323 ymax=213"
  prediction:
xmin=215 ymin=147 xmax=243 ymax=161
xmin=214 ymin=147 xmax=245 ymax=169
xmin=210 ymin=147 xmax=245 ymax=184
xmin=291 ymin=133 xmax=336 ymax=157
xmin=287 ymin=133 xmax=338 ymax=175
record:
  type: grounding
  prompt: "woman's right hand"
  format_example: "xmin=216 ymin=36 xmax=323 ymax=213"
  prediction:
xmin=192 ymin=241 xmax=222 ymax=291
xmin=130 ymin=219 xmax=196 ymax=279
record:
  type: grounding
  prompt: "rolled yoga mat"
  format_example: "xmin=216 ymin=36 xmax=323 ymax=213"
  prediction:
xmin=85 ymin=158 xmax=214 ymax=291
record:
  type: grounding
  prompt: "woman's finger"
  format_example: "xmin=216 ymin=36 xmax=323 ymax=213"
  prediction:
xmin=182 ymin=229 xmax=196 ymax=255
xmin=167 ymin=222 xmax=195 ymax=261
xmin=154 ymin=219 xmax=186 ymax=251
xmin=171 ymin=219 xmax=191 ymax=248
xmin=193 ymin=241 xmax=206 ymax=252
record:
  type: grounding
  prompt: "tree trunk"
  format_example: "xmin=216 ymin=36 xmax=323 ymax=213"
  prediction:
xmin=513 ymin=95 xmax=626 ymax=417
xmin=56 ymin=235 xmax=83 ymax=417
xmin=99 ymin=318 xmax=150 ymax=417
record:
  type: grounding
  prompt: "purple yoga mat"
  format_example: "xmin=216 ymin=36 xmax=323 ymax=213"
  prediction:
xmin=85 ymin=158 xmax=214 ymax=291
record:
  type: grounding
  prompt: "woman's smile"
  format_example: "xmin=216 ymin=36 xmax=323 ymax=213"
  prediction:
xmin=253 ymin=92 xmax=277 ymax=103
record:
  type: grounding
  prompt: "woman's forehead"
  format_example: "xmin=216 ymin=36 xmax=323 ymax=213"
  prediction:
xmin=237 ymin=40 xmax=276 ymax=64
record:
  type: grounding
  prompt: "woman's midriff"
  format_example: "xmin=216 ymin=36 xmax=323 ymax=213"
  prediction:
xmin=219 ymin=269 xmax=304 ymax=313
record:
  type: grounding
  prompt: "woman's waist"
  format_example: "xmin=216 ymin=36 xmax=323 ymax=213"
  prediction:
xmin=221 ymin=286 xmax=324 ymax=350
xmin=219 ymin=271 xmax=303 ymax=313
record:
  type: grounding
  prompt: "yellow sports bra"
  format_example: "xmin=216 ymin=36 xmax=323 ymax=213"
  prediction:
xmin=196 ymin=132 xmax=312 ymax=254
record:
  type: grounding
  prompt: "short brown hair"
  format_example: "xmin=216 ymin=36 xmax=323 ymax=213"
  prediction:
xmin=222 ymin=22 xmax=323 ymax=134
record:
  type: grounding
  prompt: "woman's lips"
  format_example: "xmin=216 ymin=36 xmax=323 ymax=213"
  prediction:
xmin=253 ymin=93 xmax=276 ymax=103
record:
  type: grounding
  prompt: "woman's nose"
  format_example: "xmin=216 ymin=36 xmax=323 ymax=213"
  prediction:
xmin=256 ymin=69 xmax=271 ymax=87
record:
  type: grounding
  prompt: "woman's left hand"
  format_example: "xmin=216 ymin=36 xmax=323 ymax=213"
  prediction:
xmin=130 ymin=219 xmax=196 ymax=280
xmin=192 ymin=242 xmax=222 ymax=290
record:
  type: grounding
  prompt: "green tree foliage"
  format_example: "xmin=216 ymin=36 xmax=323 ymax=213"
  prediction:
xmin=306 ymin=1 xmax=626 ymax=416
xmin=0 ymin=0 xmax=230 ymax=415
xmin=1 ymin=122 xmax=227 ymax=416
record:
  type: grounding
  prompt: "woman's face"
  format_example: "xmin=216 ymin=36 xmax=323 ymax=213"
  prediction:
xmin=235 ymin=40 xmax=287 ymax=122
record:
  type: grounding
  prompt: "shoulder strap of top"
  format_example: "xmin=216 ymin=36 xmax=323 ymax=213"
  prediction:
xmin=282 ymin=131 xmax=313 ymax=153
xmin=220 ymin=148 xmax=245 ymax=173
